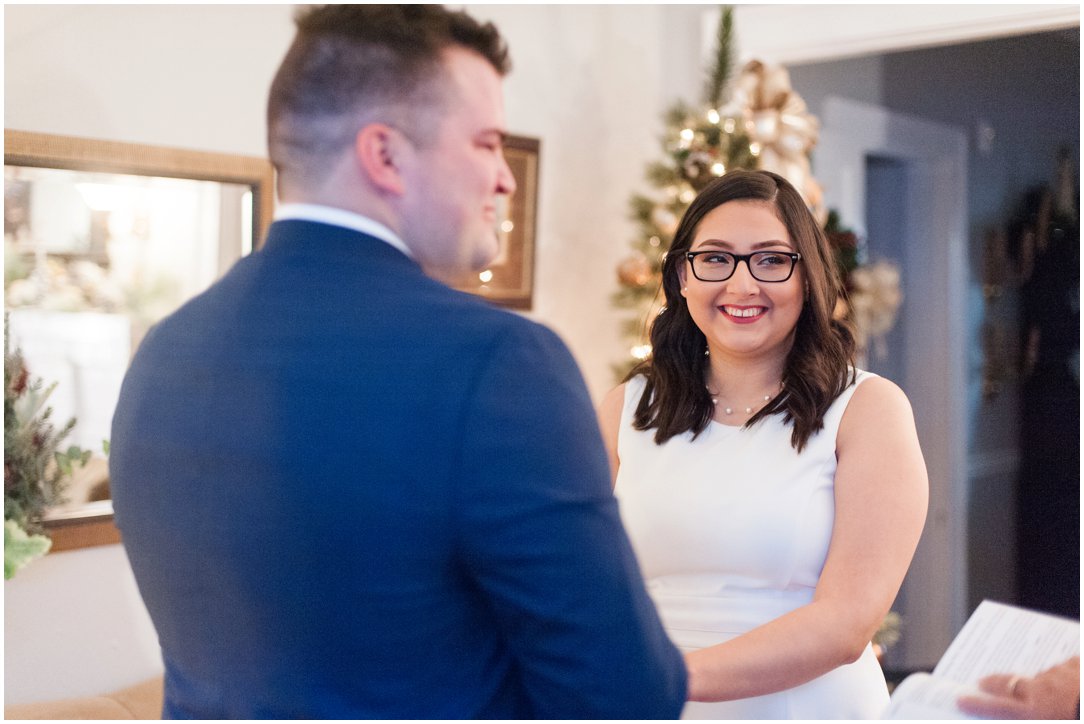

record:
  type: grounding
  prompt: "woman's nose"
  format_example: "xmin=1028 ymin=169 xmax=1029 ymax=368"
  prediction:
xmin=726 ymin=259 xmax=760 ymax=293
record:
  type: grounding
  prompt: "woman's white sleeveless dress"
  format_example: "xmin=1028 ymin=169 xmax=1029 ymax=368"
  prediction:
xmin=614 ymin=371 xmax=889 ymax=719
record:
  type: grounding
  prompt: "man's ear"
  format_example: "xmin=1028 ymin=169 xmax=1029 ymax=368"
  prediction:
xmin=355 ymin=123 xmax=409 ymax=196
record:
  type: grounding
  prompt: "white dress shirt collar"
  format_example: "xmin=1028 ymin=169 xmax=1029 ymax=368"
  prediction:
xmin=274 ymin=203 xmax=415 ymax=260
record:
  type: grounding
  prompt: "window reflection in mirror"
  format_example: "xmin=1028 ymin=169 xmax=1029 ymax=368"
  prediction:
xmin=4 ymin=164 xmax=256 ymax=513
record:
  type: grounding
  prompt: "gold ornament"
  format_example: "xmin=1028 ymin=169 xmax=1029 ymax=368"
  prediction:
xmin=617 ymin=252 xmax=653 ymax=288
xmin=650 ymin=205 xmax=680 ymax=236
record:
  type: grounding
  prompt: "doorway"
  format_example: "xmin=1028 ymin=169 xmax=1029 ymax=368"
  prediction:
xmin=816 ymin=97 xmax=969 ymax=673
xmin=863 ymin=155 xmax=909 ymax=384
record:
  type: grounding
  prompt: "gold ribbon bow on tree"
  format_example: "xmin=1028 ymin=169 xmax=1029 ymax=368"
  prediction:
xmin=724 ymin=60 xmax=826 ymax=224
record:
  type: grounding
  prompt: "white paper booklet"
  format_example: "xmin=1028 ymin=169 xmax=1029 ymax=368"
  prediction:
xmin=882 ymin=600 xmax=1080 ymax=719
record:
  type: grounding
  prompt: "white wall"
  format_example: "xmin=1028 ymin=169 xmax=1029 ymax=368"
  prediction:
xmin=4 ymin=3 xmax=704 ymax=703
xmin=4 ymin=5 xmax=294 ymax=157
xmin=4 ymin=544 xmax=163 ymax=705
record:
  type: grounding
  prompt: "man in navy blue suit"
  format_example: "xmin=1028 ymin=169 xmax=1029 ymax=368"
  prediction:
xmin=110 ymin=5 xmax=686 ymax=718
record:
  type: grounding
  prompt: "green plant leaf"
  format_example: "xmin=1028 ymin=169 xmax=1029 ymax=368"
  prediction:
xmin=56 ymin=445 xmax=91 ymax=473
xmin=5 ymin=519 xmax=51 ymax=580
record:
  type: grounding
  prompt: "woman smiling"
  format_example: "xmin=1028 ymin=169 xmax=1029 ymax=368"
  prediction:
xmin=599 ymin=169 xmax=928 ymax=719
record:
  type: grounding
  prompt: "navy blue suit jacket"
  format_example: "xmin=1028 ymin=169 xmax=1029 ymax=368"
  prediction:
xmin=110 ymin=220 xmax=686 ymax=718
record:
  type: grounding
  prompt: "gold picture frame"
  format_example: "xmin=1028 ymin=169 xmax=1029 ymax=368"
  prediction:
xmin=455 ymin=134 xmax=539 ymax=309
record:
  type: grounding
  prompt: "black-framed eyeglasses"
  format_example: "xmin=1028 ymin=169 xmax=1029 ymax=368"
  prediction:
xmin=685 ymin=250 xmax=802 ymax=283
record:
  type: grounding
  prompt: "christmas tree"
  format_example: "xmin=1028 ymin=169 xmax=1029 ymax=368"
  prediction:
xmin=613 ymin=6 xmax=826 ymax=379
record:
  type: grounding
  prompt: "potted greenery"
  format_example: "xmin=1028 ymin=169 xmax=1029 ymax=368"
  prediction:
xmin=4 ymin=316 xmax=89 ymax=579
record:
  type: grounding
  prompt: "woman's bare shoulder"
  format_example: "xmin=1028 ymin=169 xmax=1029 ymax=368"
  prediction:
xmin=841 ymin=374 xmax=918 ymax=442
xmin=599 ymin=382 xmax=628 ymax=423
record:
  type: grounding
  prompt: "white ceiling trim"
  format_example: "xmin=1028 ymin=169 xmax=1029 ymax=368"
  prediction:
xmin=707 ymin=4 xmax=1079 ymax=66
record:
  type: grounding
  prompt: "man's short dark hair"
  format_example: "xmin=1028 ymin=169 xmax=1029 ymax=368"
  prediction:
xmin=267 ymin=4 xmax=510 ymax=184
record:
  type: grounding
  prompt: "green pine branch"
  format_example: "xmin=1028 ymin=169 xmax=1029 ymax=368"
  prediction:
xmin=703 ymin=6 xmax=734 ymax=108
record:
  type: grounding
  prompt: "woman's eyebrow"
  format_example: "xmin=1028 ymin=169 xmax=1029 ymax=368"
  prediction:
xmin=692 ymin=238 xmax=793 ymax=250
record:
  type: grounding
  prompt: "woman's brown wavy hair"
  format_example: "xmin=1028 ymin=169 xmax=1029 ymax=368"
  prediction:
xmin=627 ymin=169 xmax=856 ymax=452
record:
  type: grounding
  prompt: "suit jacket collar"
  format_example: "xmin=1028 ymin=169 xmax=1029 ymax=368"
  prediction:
xmin=260 ymin=219 xmax=422 ymax=273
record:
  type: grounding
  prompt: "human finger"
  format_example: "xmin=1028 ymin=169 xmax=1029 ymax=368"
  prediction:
xmin=976 ymin=673 xmax=1025 ymax=697
xmin=957 ymin=692 xmax=1028 ymax=719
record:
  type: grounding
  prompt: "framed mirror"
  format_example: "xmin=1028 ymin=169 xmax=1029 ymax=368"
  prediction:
xmin=4 ymin=130 xmax=275 ymax=550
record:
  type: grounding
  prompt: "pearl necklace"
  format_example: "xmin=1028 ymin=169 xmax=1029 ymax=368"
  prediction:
xmin=708 ymin=382 xmax=783 ymax=416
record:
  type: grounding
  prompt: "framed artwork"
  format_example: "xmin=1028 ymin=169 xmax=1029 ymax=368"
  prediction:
xmin=456 ymin=134 xmax=539 ymax=309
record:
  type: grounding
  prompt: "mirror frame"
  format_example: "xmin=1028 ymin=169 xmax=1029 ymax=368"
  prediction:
xmin=5 ymin=129 xmax=276 ymax=551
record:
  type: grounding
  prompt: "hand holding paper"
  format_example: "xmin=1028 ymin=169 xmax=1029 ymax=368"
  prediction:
xmin=957 ymin=656 xmax=1080 ymax=720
